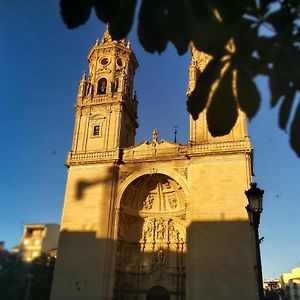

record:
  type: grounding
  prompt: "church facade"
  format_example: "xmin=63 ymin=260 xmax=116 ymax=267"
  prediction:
xmin=51 ymin=30 xmax=259 ymax=300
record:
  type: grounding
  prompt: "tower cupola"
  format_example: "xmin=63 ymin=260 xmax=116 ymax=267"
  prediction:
xmin=77 ymin=28 xmax=138 ymax=104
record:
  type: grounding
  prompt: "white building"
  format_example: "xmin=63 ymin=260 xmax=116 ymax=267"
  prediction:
xmin=280 ymin=267 xmax=300 ymax=300
xmin=19 ymin=223 xmax=60 ymax=262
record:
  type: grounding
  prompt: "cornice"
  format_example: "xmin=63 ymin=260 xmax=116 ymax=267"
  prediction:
xmin=66 ymin=138 xmax=252 ymax=167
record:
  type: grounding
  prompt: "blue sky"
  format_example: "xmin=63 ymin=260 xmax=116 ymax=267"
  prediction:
xmin=1 ymin=1 xmax=299 ymax=279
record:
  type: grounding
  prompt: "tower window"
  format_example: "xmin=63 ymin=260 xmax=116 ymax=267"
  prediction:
xmin=97 ymin=78 xmax=107 ymax=94
xmin=117 ymin=58 xmax=123 ymax=67
xmin=114 ymin=78 xmax=119 ymax=92
xmin=26 ymin=229 xmax=33 ymax=237
xmin=93 ymin=125 xmax=100 ymax=136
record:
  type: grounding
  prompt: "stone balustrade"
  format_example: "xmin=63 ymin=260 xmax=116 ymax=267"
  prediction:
xmin=66 ymin=149 xmax=120 ymax=166
xmin=188 ymin=138 xmax=252 ymax=156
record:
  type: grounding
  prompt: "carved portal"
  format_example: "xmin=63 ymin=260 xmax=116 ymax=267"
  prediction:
xmin=114 ymin=174 xmax=186 ymax=299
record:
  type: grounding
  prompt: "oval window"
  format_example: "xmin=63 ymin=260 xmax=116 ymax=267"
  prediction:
xmin=100 ymin=57 xmax=109 ymax=65
xmin=117 ymin=58 xmax=123 ymax=67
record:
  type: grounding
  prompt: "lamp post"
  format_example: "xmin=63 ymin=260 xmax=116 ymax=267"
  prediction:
xmin=24 ymin=273 xmax=33 ymax=300
xmin=245 ymin=182 xmax=264 ymax=300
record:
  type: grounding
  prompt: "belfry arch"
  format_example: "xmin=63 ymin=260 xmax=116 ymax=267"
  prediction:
xmin=114 ymin=174 xmax=186 ymax=299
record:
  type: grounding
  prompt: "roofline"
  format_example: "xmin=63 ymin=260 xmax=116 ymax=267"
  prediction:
xmin=23 ymin=223 xmax=60 ymax=227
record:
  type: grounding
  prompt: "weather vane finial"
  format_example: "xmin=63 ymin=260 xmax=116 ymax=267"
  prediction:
xmin=174 ymin=125 xmax=178 ymax=143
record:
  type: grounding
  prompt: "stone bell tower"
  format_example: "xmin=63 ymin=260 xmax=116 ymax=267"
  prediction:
xmin=51 ymin=30 xmax=139 ymax=300
xmin=187 ymin=46 xmax=247 ymax=144
xmin=72 ymin=28 xmax=138 ymax=154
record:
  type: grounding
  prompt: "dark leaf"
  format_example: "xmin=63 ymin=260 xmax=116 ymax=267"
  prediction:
xmin=167 ymin=0 xmax=191 ymax=55
xmin=207 ymin=68 xmax=238 ymax=136
xmin=244 ymin=56 xmax=270 ymax=76
xmin=256 ymin=36 xmax=274 ymax=62
xmin=269 ymin=60 xmax=289 ymax=107
xmin=236 ymin=68 xmax=261 ymax=119
xmin=279 ymin=88 xmax=296 ymax=130
xmin=257 ymin=0 xmax=274 ymax=15
xmin=231 ymin=22 xmax=266 ymax=77
xmin=290 ymin=100 xmax=300 ymax=157
xmin=191 ymin=21 xmax=230 ymax=56
xmin=285 ymin=48 xmax=300 ymax=90
xmin=188 ymin=0 xmax=210 ymax=23
xmin=189 ymin=1 xmax=231 ymax=56
xmin=187 ymin=58 xmax=223 ymax=120
xmin=94 ymin=0 xmax=119 ymax=23
xmin=234 ymin=20 xmax=258 ymax=56
xmin=265 ymin=8 xmax=294 ymax=34
xmin=213 ymin=0 xmax=251 ymax=24
xmin=60 ymin=0 xmax=92 ymax=29
xmin=138 ymin=0 xmax=168 ymax=53
xmin=108 ymin=0 xmax=137 ymax=40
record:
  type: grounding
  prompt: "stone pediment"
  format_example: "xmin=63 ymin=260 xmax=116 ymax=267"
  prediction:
xmin=130 ymin=139 xmax=179 ymax=150
xmin=123 ymin=139 xmax=188 ymax=161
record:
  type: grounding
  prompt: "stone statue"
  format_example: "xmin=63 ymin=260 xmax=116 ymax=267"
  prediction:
xmin=152 ymin=128 xmax=158 ymax=143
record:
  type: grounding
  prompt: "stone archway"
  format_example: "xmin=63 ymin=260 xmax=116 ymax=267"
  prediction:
xmin=114 ymin=174 xmax=186 ymax=299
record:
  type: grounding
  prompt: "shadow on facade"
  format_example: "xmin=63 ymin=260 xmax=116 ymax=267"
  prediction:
xmin=187 ymin=220 xmax=257 ymax=299
xmin=74 ymin=165 xmax=116 ymax=200
xmin=51 ymin=230 xmax=112 ymax=300
xmin=51 ymin=219 xmax=256 ymax=300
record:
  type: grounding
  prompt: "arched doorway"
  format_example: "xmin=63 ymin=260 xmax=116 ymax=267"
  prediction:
xmin=114 ymin=174 xmax=186 ymax=299
xmin=146 ymin=286 xmax=170 ymax=300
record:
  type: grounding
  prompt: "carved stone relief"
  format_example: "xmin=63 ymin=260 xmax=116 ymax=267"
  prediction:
xmin=141 ymin=217 xmax=183 ymax=245
xmin=175 ymin=167 xmax=188 ymax=179
xmin=154 ymin=246 xmax=165 ymax=266
xmin=191 ymin=46 xmax=212 ymax=72
xmin=143 ymin=194 xmax=154 ymax=210
xmin=81 ymin=107 xmax=91 ymax=116
xmin=168 ymin=196 xmax=178 ymax=209
xmin=119 ymin=170 xmax=133 ymax=182
xmin=114 ymin=174 xmax=186 ymax=299
xmin=148 ymin=168 xmax=158 ymax=175
xmin=91 ymin=105 xmax=111 ymax=114
xmin=89 ymin=114 xmax=106 ymax=121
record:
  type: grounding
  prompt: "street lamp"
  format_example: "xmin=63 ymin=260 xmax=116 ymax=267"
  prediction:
xmin=24 ymin=273 xmax=33 ymax=300
xmin=245 ymin=182 xmax=264 ymax=300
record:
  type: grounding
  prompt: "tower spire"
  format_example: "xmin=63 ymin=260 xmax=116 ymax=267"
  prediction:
xmin=101 ymin=25 xmax=127 ymax=45
xmin=101 ymin=25 xmax=112 ymax=43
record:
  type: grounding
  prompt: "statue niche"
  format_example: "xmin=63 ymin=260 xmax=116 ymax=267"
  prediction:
xmin=114 ymin=174 xmax=186 ymax=300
